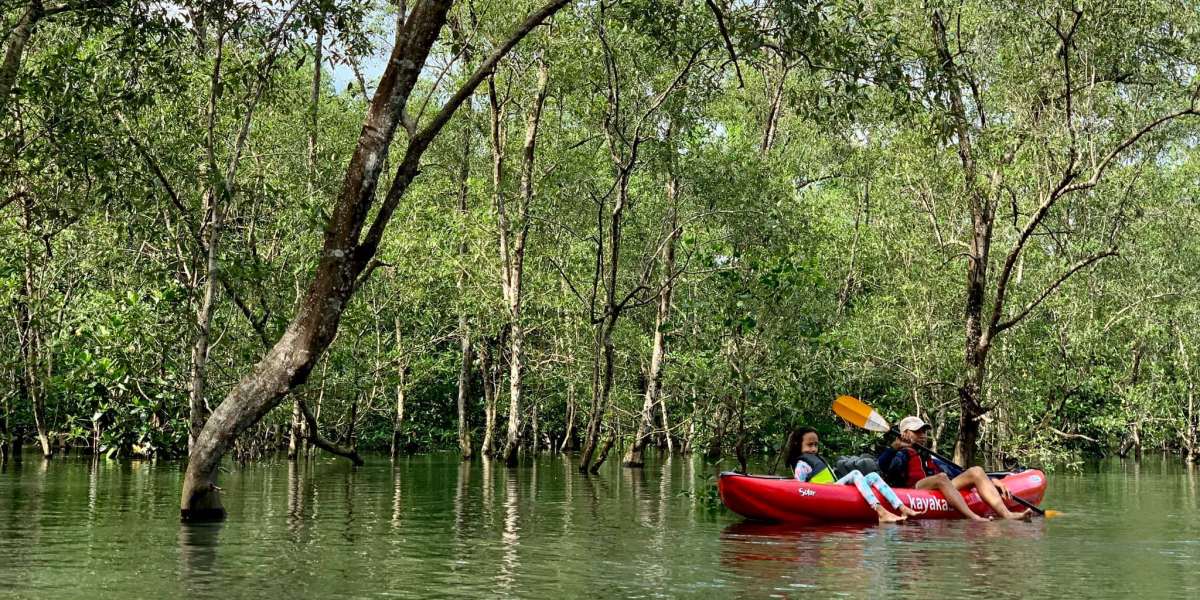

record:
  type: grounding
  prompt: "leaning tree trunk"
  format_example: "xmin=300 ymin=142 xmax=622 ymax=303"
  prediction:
xmin=559 ymin=382 xmax=576 ymax=452
xmin=18 ymin=199 xmax=50 ymax=459
xmin=292 ymin=18 xmax=324 ymax=458
xmin=578 ymin=163 xmax=632 ymax=474
xmin=624 ymin=178 xmax=680 ymax=468
xmin=180 ymin=0 xmax=569 ymax=521
xmin=0 ymin=0 xmax=44 ymax=117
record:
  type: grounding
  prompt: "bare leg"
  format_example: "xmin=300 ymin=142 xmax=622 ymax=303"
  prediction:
xmin=951 ymin=466 xmax=1031 ymax=520
xmin=916 ymin=473 xmax=990 ymax=522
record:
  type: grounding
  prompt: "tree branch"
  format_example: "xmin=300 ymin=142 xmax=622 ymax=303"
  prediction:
xmin=705 ymin=0 xmax=743 ymax=88
xmin=994 ymin=249 xmax=1118 ymax=334
xmin=355 ymin=0 xmax=570 ymax=263
xmin=1061 ymin=106 xmax=1200 ymax=196
xmin=990 ymin=103 xmax=1200 ymax=335
xmin=297 ymin=397 xmax=364 ymax=466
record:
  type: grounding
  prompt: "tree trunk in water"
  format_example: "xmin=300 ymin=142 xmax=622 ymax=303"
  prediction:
xmin=188 ymin=29 xmax=230 ymax=455
xmin=659 ymin=393 xmax=674 ymax=453
xmin=287 ymin=399 xmax=306 ymax=459
xmin=625 ymin=176 xmax=680 ymax=468
xmin=18 ymin=198 xmax=50 ymax=459
xmin=188 ymin=190 xmax=222 ymax=453
xmin=1118 ymin=421 xmax=1143 ymax=458
xmin=455 ymin=316 xmax=473 ymax=461
xmin=391 ymin=318 xmax=407 ymax=459
xmin=560 ymin=382 xmax=576 ymax=452
xmin=592 ymin=424 xmax=617 ymax=472
xmin=1187 ymin=382 xmax=1196 ymax=463
xmin=578 ymin=160 xmax=631 ymax=474
xmin=496 ymin=61 xmax=547 ymax=467
xmin=500 ymin=319 xmax=524 ymax=466
xmin=530 ymin=403 xmax=539 ymax=454
xmin=455 ymin=111 xmax=474 ymax=462
xmin=954 ymin=364 xmax=986 ymax=467
xmin=180 ymin=0 xmax=569 ymax=520
xmin=290 ymin=24 xmax=323 ymax=463
xmin=480 ymin=341 xmax=497 ymax=458
xmin=579 ymin=319 xmax=617 ymax=473
xmin=1178 ymin=331 xmax=1195 ymax=463
xmin=705 ymin=399 xmax=727 ymax=462
xmin=953 ymin=184 xmax=991 ymax=467
xmin=0 ymin=386 xmax=8 ymax=465
xmin=347 ymin=393 xmax=359 ymax=450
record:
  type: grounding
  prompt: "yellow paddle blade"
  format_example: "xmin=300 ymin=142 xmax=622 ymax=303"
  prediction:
xmin=832 ymin=395 xmax=892 ymax=433
xmin=1043 ymin=510 xmax=1063 ymax=519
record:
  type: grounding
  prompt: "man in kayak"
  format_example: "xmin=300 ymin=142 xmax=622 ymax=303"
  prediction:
xmin=882 ymin=416 xmax=1031 ymax=521
xmin=787 ymin=427 xmax=923 ymax=524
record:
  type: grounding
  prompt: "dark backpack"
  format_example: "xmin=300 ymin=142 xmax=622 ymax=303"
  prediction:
xmin=833 ymin=454 xmax=880 ymax=478
xmin=876 ymin=447 xmax=907 ymax=487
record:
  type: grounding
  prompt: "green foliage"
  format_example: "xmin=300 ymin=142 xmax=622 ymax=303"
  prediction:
xmin=2 ymin=0 xmax=1199 ymax=467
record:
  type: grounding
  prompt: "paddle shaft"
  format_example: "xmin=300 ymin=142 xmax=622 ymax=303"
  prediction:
xmin=892 ymin=427 xmax=1045 ymax=516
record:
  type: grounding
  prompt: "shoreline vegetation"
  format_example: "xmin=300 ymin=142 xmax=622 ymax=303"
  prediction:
xmin=3 ymin=1 xmax=1199 ymax=519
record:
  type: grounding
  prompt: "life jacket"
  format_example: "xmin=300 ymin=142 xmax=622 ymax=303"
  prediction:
xmin=795 ymin=453 xmax=837 ymax=483
xmin=900 ymin=447 xmax=942 ymax=487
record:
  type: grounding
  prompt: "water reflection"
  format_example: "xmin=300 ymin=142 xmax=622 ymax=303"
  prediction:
xmin=391 ymin=461 xmax=402 ymax=529
xmin=287 ymin=459 xmax=305 ymax=535
xmin=88 ymin=456 xmax=99 ymax=524
xmin=497 ymin=468 xmax=521 ymax=593
xmin=481 ymin=457 xmax=494 ymax=528
xmin=1186 ymin=463 xmax=1196 ymax=510
xmin=342 ymin=467 xmax=357 ymax=542
xmin=720 ymin=516 xmax=1049 ymax=597
xmin=178 ymin=522 xmax=223 ymax=595
xmin=454 ymin=459 xmax=470 ymax=542
xmin=3 ymin=454 xmax=1199 ymax=599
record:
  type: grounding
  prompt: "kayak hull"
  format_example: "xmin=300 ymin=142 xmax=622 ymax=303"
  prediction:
xmin=718 ymin=469 xmax=1047 ymax=524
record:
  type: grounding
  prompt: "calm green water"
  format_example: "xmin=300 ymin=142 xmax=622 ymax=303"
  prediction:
xmin=1 ymin=453 xmax=1198 ymax=599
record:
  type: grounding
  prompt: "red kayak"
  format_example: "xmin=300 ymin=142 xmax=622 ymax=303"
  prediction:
xmin=718 ymin=469 xmax=1047 ymax=524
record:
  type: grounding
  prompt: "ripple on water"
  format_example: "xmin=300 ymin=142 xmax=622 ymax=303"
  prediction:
xmin=3 ymin=456 xmax=1200 ymax=598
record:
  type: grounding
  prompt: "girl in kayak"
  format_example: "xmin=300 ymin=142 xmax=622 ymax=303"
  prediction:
xmin=786 ymin=427 xmax=923 ymax=524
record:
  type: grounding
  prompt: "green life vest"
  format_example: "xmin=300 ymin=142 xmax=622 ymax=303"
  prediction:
xmin=798 ymin=453 xmax=836 ymax=483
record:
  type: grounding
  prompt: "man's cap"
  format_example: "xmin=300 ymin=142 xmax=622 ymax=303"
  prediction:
xmin=897 ymin=416 xmax=931 ymax=432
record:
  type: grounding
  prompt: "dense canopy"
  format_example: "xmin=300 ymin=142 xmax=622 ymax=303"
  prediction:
xmin=2 ymin=0 xmax=1198 ymax=513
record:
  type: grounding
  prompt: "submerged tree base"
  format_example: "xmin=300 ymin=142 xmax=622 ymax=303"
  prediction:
xmin=180 ymin=507 xmax=227 ymax=523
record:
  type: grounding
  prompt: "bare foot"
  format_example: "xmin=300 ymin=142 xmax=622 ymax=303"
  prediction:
xmin=875 ymin=505 xmax=906 ymax=524
xmin=899 ymin=505 xmax=925 ymax=518
xmin=1005 ymin=509 xmax=1033 ymax=521
xmin=968 ymin=514 xmax=993 ymax=522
